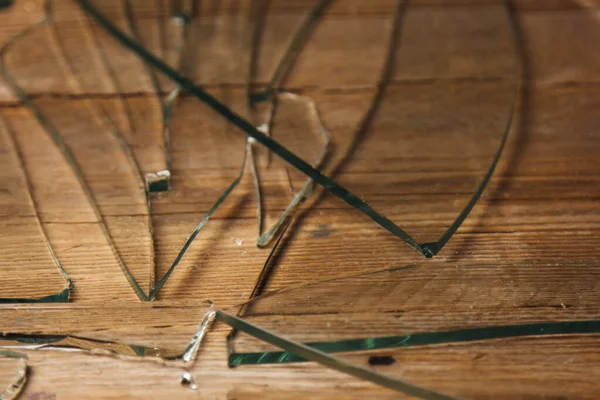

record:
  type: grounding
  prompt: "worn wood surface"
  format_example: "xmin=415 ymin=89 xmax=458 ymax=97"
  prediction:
xmin=0 ymin=0 xmax=599 ymax=399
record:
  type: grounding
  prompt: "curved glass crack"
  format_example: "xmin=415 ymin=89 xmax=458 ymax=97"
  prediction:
xmin=76 ymin=0 xmax=523 ymax=258
xmin=0 ymin=333 xmax=175 ymax=358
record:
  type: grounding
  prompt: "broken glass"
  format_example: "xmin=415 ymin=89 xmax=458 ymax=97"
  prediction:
xmin=77 ymin=0 xmax=522 ymax=258
xmin=0 ymin=111 xmax=71 ymax=303
xmin=0 ymin=0 xmax=331 ymax=301
xmin=0 ymin=307 xmax=214 ymax=363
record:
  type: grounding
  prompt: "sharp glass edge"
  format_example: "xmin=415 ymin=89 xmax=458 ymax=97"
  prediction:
xmin=158 ymin=1 xmax=198 ymax=181
xmin=231 ymin=93 xmax=334 ymax=343
xmin=248 ymin=0 xmax=333 ymax=104
xmin=0 ymin=13 xmax=204 ymax=301
xmin=124 ymin=0 xmax=195 ymax=181
xmin=0 ymin=287 xmax=71 ymax=304
xmin=3 ymin=309 xmax=600 ymax=399
xmin=77 ymin=0 xmax=522 ymax=258
xmin=224 ymin=263 xmax=600 ymax=392
xmin=241 ymin=0 xmax=335 ymax=248
xmin=181 ymin=308 xmax=216 ymax=366
xmin=80 ymin=0 xmax=171 ymax=289
xmin=0 ymin=308 xmax=216 ymax=363
xmin=421 ymin=0 xmax=524 ymax=256
xmin=147 ymin=144 xmax=250 ymax=297
xmin=0 ymin=334 xmax=172 ymax=359
xmin=75 ymin=0 xmax=421 ymax=255
xmin=225 ymin=264 xmax=600 ymax=369
xmin=0 ymin=309 xmax=216 ymax=395
xmin=228 ymin=319 xmax=600 ymax=365
xmin=251 ymin=91 xmax=331 ymax=248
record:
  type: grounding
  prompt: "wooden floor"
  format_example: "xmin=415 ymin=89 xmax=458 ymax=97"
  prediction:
xmin=1 ymin=0 xmax=600 ymax=399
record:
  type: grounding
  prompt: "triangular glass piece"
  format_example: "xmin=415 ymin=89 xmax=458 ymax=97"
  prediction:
xmin=0 ymin=114 xmax=71 ymax=302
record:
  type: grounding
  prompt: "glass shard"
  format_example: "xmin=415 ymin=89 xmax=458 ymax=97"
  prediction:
xmin=248 ymin=0 xmax=332 ymax=104
xmin=123 ymin=0 xmax=198 ymax=191
xmin=250 ymin=92 xmax=331 ymax=247
xmin=0 ymin=305 xmax=217 ymax=390
xmin=216 ymin=310 xmax=459 ymax=400
xmin=0 ymin=334 xmax=176 ymax=359
xmin=0 ymin=302 xmax=214 ymax=362
xmin=179 ymin=370 xmax=197 ymax=390
xmin=230 ymin=320 xmax=600 ymax=366
xmin=0 ymin=111 xmax=71 ymax=302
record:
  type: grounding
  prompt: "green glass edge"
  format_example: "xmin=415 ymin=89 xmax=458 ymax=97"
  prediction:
xmin=3 ymin=334 xmax=163 ymax=357
xmin=228 ymin=319 xmax=600 ymax=365
xmin=0 ymin=286 xmax=71 ymax=304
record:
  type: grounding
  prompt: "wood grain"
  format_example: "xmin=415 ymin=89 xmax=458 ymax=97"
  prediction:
xmin=0 ymin=0 xmax=599 ymax=399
